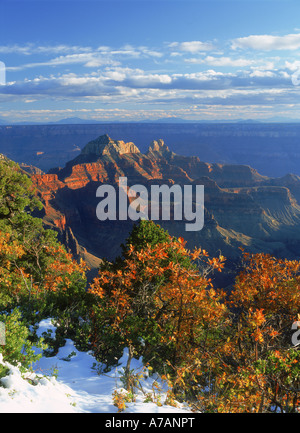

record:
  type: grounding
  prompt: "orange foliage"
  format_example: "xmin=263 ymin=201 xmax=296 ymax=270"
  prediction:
xmin=212 ymin=252 xmax=300 ymax=413
xmin=89 ymin=235 xmax=229 ymax=398
xmin=0 ymin=230 xmax=87 ymax=301
xmin=89 ymin=241 xmax=300 ymax=413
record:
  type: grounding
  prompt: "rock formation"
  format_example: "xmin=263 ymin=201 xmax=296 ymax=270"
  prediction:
xmin=30 ymin=134 xmax=300 ymax=286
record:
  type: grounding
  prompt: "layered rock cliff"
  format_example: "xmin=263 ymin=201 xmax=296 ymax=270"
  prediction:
xmin=31 ymin=134 xmax=300 ymax=284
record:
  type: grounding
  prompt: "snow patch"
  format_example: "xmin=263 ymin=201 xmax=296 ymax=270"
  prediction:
xmin=0 ymin=319 xmax=193 ymax=413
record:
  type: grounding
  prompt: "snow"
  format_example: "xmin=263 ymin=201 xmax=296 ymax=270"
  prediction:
xmin=0 ymin=318 xmax=194 ymax=413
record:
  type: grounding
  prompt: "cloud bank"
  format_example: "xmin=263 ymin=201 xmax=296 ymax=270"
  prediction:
xmin=1 ymin=33 xmax=300 ymax=122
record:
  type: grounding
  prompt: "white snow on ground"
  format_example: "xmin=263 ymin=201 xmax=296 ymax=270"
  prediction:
xmin=0 ymin=318 xmax=193 ymax=413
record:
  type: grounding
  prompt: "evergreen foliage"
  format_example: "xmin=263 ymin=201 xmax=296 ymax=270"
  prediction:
xmin=121 ymin=220 xmax=171 ymax=254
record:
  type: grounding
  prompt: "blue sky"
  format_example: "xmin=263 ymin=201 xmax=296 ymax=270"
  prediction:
xmin=1 ymin=0 xmax=300 ymax=123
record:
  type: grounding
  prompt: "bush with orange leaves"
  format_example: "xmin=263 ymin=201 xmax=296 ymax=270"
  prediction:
xmin=215 ymin=252 xmax=300 ymax=413
xmin=88 ymin=221 xmax=300 ymax=412
xmin=199 ymin=251 xmax=300 ymax=413
xmin=88 ymin=221 xmax=229 ymax=399
xmin=0 ymin=226 xmax=89 ymax=352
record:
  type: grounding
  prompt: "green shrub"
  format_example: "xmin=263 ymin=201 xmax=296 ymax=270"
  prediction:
xmin=0 ymin=308 xmax=46 ymax=373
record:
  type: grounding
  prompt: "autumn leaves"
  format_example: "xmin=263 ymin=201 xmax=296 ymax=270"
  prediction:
xmin=88 ymin=223 xmax=300 ymax=412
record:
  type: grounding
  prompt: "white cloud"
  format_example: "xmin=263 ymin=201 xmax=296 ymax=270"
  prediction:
xmin=168 ymin=40 xmax=215 ymax=53
xmin=0 ymin=44 xmax=92 ymax=55
xmin=249 ymin=61 xmax=276 ymax=71
xmin=138 ymin=47 xmax=163 ymax=58
xmin=232 ymin=33 xmax=300 ymax=51
xmin=249 ymin=70 xmax=276 ymax=78
xmin=285 ymin=60 xmax=300 ymax=71
xmin=6 ymin=53 xmax=120 ymax=71
xmin=2 ymin=64 xmax=293 ymax=104
xmin=185 ymin=56 xmax=255 ymax=67
xmin=5 ymin=43 xmax=164 ymax=72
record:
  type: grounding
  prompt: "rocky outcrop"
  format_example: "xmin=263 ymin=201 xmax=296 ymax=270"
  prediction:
xmin=20 ymin=163 xmax=44 ymax=175
xmin=81 ymin=134 xmax=140 ymax=158
xmin=32 ymin=174 xmax=65 ymax=203
xmin=147 ymin=139 xmax=175 ymax=159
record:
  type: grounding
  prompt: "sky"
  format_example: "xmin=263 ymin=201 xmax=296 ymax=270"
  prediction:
xmin=1 ymin=0 xmax=300 ymax=123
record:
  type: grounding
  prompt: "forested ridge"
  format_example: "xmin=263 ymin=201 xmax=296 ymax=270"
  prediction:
xmin=1 ymin=157 xmax=300 ymax=413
